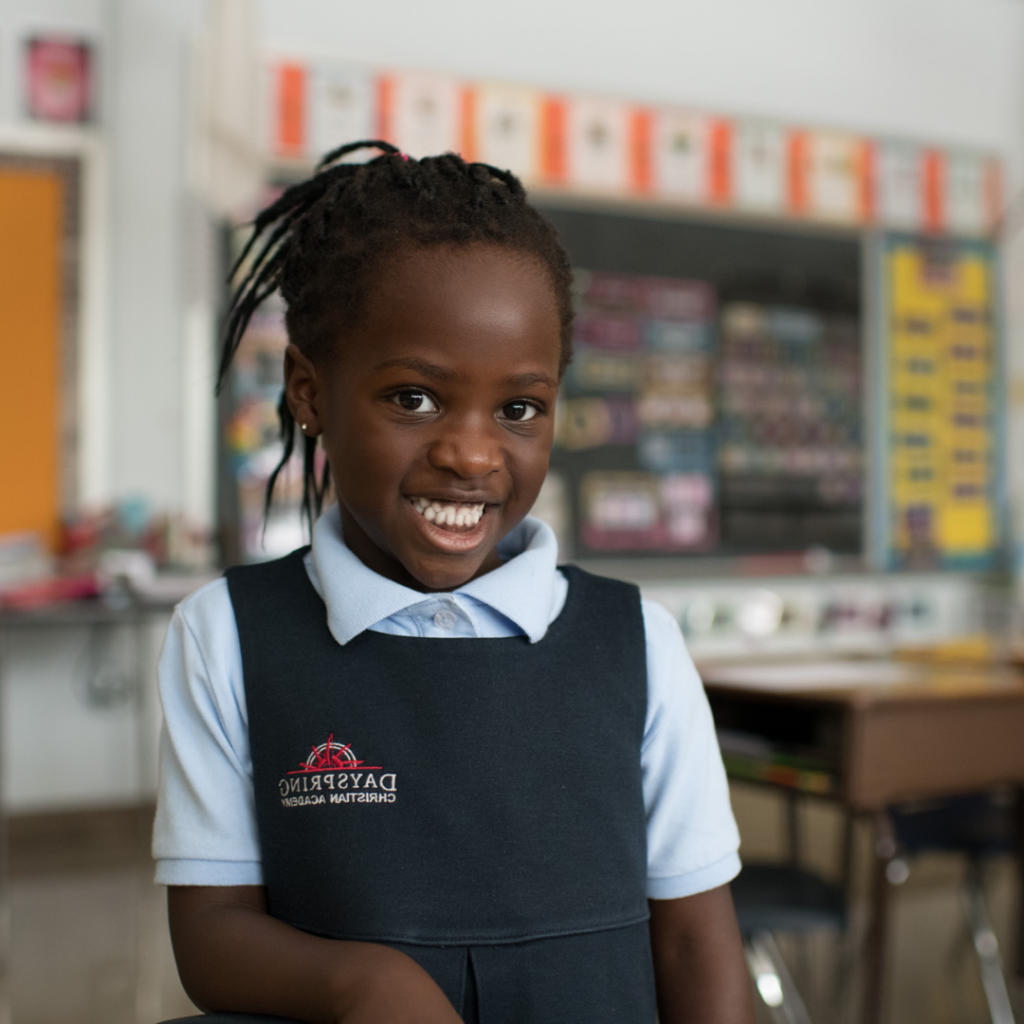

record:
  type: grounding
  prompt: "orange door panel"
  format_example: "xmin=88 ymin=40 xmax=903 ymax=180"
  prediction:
xmin=0 ymin=168 xmax=64 ymax=547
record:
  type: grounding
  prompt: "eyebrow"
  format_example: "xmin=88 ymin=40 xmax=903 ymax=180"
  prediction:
xmin=374 ymin=358 xmax=558 ymax=391
xmin=373 ymin=357 xmax=465 ymax=383
xmin=501 ymin=371 xmax=559 ymax=390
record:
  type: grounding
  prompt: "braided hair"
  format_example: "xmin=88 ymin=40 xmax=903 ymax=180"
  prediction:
xmin=219 ymin=140 xmax=574 ymax=532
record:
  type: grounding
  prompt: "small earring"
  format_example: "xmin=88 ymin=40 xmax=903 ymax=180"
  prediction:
xmin=300 ymin=423 xmax=308 ymax=432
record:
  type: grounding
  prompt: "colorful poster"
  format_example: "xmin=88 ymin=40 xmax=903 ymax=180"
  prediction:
xmin=717 ymin=302 xmax=863 ymax=552
xmin=382 ymin=72 xmax=462 ymax=157
xmin=566 ymin=97 xmax=631 ymax=192
xmin=885 ymin=236 xmax=999 ymax=568
xmin=25 ymin=37 xmax=93 ymax=123
xmin=581 ymin=471 xmax=714 ymax=550
xmin=310 ymin=65 xmax=375 ymax=160
xmin=473 ymin=84 xmax=541 ymax=181
xmin=555 ymin=269 xmax=718 ymax=554
xmin=735 ymin=121 xmax=786 ymax=212
xmin=651 ymin=109 xmax=711 ymax=202
xmin=878 ymin=143 xmax=924 ymax=230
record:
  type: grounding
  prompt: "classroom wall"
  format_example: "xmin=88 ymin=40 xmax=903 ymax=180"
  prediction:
xmin=3 ymin=0 xmax=1024 ymax=525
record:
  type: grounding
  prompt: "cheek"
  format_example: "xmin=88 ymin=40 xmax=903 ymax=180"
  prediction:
xmin=326 ymin=412 xmax=412 ymax=499
xmin=507 ymin=430 xmax=554 ymax=498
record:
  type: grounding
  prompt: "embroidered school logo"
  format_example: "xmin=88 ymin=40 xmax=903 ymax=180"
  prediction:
xmin=277 ymin=733 xmax=397 ymax=808
xmin=291 ymin=735 xmax=381 ymax=774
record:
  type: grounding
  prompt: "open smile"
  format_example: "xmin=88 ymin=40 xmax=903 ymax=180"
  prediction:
xmin=405 ymin=496 xmax=496 ymax=553
xmin=409 ymin=496 xmax=489 ymax=531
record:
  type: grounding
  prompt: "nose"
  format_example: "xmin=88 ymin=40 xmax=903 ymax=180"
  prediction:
xmin=427 ymin=415 xmax=504 ymax=480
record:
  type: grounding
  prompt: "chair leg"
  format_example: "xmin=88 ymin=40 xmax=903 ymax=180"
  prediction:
xmin=745 ymin=930 xmax=815 ymax=1024
xmin=963 ymin=861 xmax=1017 ymax=1024
xmin=944 ymin=914 xmax=977 ymax=1024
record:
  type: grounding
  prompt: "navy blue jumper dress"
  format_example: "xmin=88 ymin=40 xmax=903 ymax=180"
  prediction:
xmin=226 ymin=549 xmax=657 ymax=1023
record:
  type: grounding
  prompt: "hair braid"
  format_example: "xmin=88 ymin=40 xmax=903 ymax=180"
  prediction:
xmin=219 ymin=140 xmax=574 ymax=539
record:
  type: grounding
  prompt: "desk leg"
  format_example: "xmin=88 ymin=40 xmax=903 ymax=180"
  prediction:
xmin=1015 ymin=785 xmax=1024 ymax=981
xmin=862 ymin=811 xmax=896 ymax=1024
xmin=0 ymin=633 xmax=10 ymax=1024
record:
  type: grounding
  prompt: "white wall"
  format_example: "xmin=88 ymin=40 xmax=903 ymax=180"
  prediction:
xmin=104 ymin=0 xmax=205 ymax=511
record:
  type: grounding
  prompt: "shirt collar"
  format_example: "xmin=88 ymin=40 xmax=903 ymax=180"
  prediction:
xmin=309 ymin=506 xmax=560 ymax=646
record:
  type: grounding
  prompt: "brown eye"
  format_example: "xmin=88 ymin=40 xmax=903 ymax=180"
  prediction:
xmin=502 ymin=401 xmax=538 ymax=422
xmin=394 ymin=390 xmax=438 ymax=413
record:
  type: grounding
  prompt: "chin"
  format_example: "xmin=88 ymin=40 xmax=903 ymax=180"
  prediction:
xmin=405 ymin=553 xmax=486 ymax=592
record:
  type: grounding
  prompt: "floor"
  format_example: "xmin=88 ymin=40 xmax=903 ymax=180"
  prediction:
xmin=731 ymin=785 xmax=1024 ymax=1024
xmin=8 ymin=794 xmax=1024 ymax=1024
xmin=9 ymin=808 xmax=197 ymax=1024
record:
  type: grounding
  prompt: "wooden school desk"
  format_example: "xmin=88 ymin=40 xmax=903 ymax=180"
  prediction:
xmin=699 ymin=659 xmax=1024 ymax=1024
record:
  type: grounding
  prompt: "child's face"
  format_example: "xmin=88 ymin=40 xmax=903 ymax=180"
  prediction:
xmin=285 ymin=243 xmax=563 ymax=592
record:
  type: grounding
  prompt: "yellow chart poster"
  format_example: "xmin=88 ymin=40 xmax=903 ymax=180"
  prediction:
xmin=885 ymin=236 xmax=999 ymax=568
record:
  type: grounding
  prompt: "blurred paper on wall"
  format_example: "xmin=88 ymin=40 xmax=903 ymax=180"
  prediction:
xmin=566 ymin=97 xmax=630 ymax=191
xmin=188 ymin=0 xmax=264 ymax=218
xmin=270 ymin=62 xmax=307 ymax=160
xmin=652 ymin=109 xmax=710 ymax=202
xmin=809 ymin=131 xmax=862 ymax=223
xmin=879 ymin=142 xmax=924 ymax=230
xmin=945 ymin=152 xmax=988 ymax=236
xmin=735 ymin=121 xmax=785 ymax=212
xmin=310 ymin=65 xmax=375 ymax=160
xmin=385 ymin=72 xmax=462 ymax=157
xmin=474 ymin=84 xmax=541 ymax=181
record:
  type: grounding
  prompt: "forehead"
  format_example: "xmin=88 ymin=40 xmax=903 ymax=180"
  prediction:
xmin=343 ymin=244 xmax=562 ymax=375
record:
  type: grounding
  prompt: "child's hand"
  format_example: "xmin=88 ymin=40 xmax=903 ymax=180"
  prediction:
xmin=335 ymin=945 xmax=464 ymax=1024
xmin=169 ymin=885 xmax=464 ymax=1024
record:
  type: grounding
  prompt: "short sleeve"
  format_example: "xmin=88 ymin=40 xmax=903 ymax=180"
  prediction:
xmin=152 ymin=578 xmax=264 ymax=885
xmin=640 ymin=599 xmax=741 ymax=899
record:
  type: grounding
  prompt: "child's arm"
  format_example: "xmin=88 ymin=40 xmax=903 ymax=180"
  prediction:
xmin=168 ymin=885 xmax=463 ymax=1024
xmin=649 ymin=886 xmax=755 ymax=1024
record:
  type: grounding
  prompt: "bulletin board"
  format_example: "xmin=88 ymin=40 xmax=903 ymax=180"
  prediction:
xmin=542 ymin=203 xmax=864 ymax=559
xmin=881 ymin=234 xmax=1002 ymax=569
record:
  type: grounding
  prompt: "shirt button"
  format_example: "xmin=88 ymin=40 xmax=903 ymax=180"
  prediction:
xmin=433 ymin=610 xmax=458 ymax=629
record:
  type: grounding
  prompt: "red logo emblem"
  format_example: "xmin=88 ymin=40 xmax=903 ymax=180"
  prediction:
xmin=289 ymin=733 xmax=382 ymax=774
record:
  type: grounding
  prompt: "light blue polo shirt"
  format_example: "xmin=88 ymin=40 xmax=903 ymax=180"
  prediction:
xmin=153 ymin=508 xmax=740 ymax=899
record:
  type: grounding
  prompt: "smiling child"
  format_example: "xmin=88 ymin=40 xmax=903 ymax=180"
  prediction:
xmin=154 ymin=142 xmax=753 ymax=1024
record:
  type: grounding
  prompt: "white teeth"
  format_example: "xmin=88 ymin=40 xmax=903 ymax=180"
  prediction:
xmin=410 ymin=498 xmax=486 ymax=529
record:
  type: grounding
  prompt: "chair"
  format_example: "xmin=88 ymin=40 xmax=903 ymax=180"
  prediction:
xmin=886 ymin=790 xmax=1018 ymax=1024
xmin=731 ymin=793 xmax=849 ymax=1024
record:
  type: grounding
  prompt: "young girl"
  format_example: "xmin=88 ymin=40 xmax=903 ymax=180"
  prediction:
xmin=154 ymin=141 xmax=753 ymax=1024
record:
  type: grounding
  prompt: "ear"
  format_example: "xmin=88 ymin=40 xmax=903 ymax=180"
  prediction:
xmin=283 ymin=344 xmax=323 ymax=437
